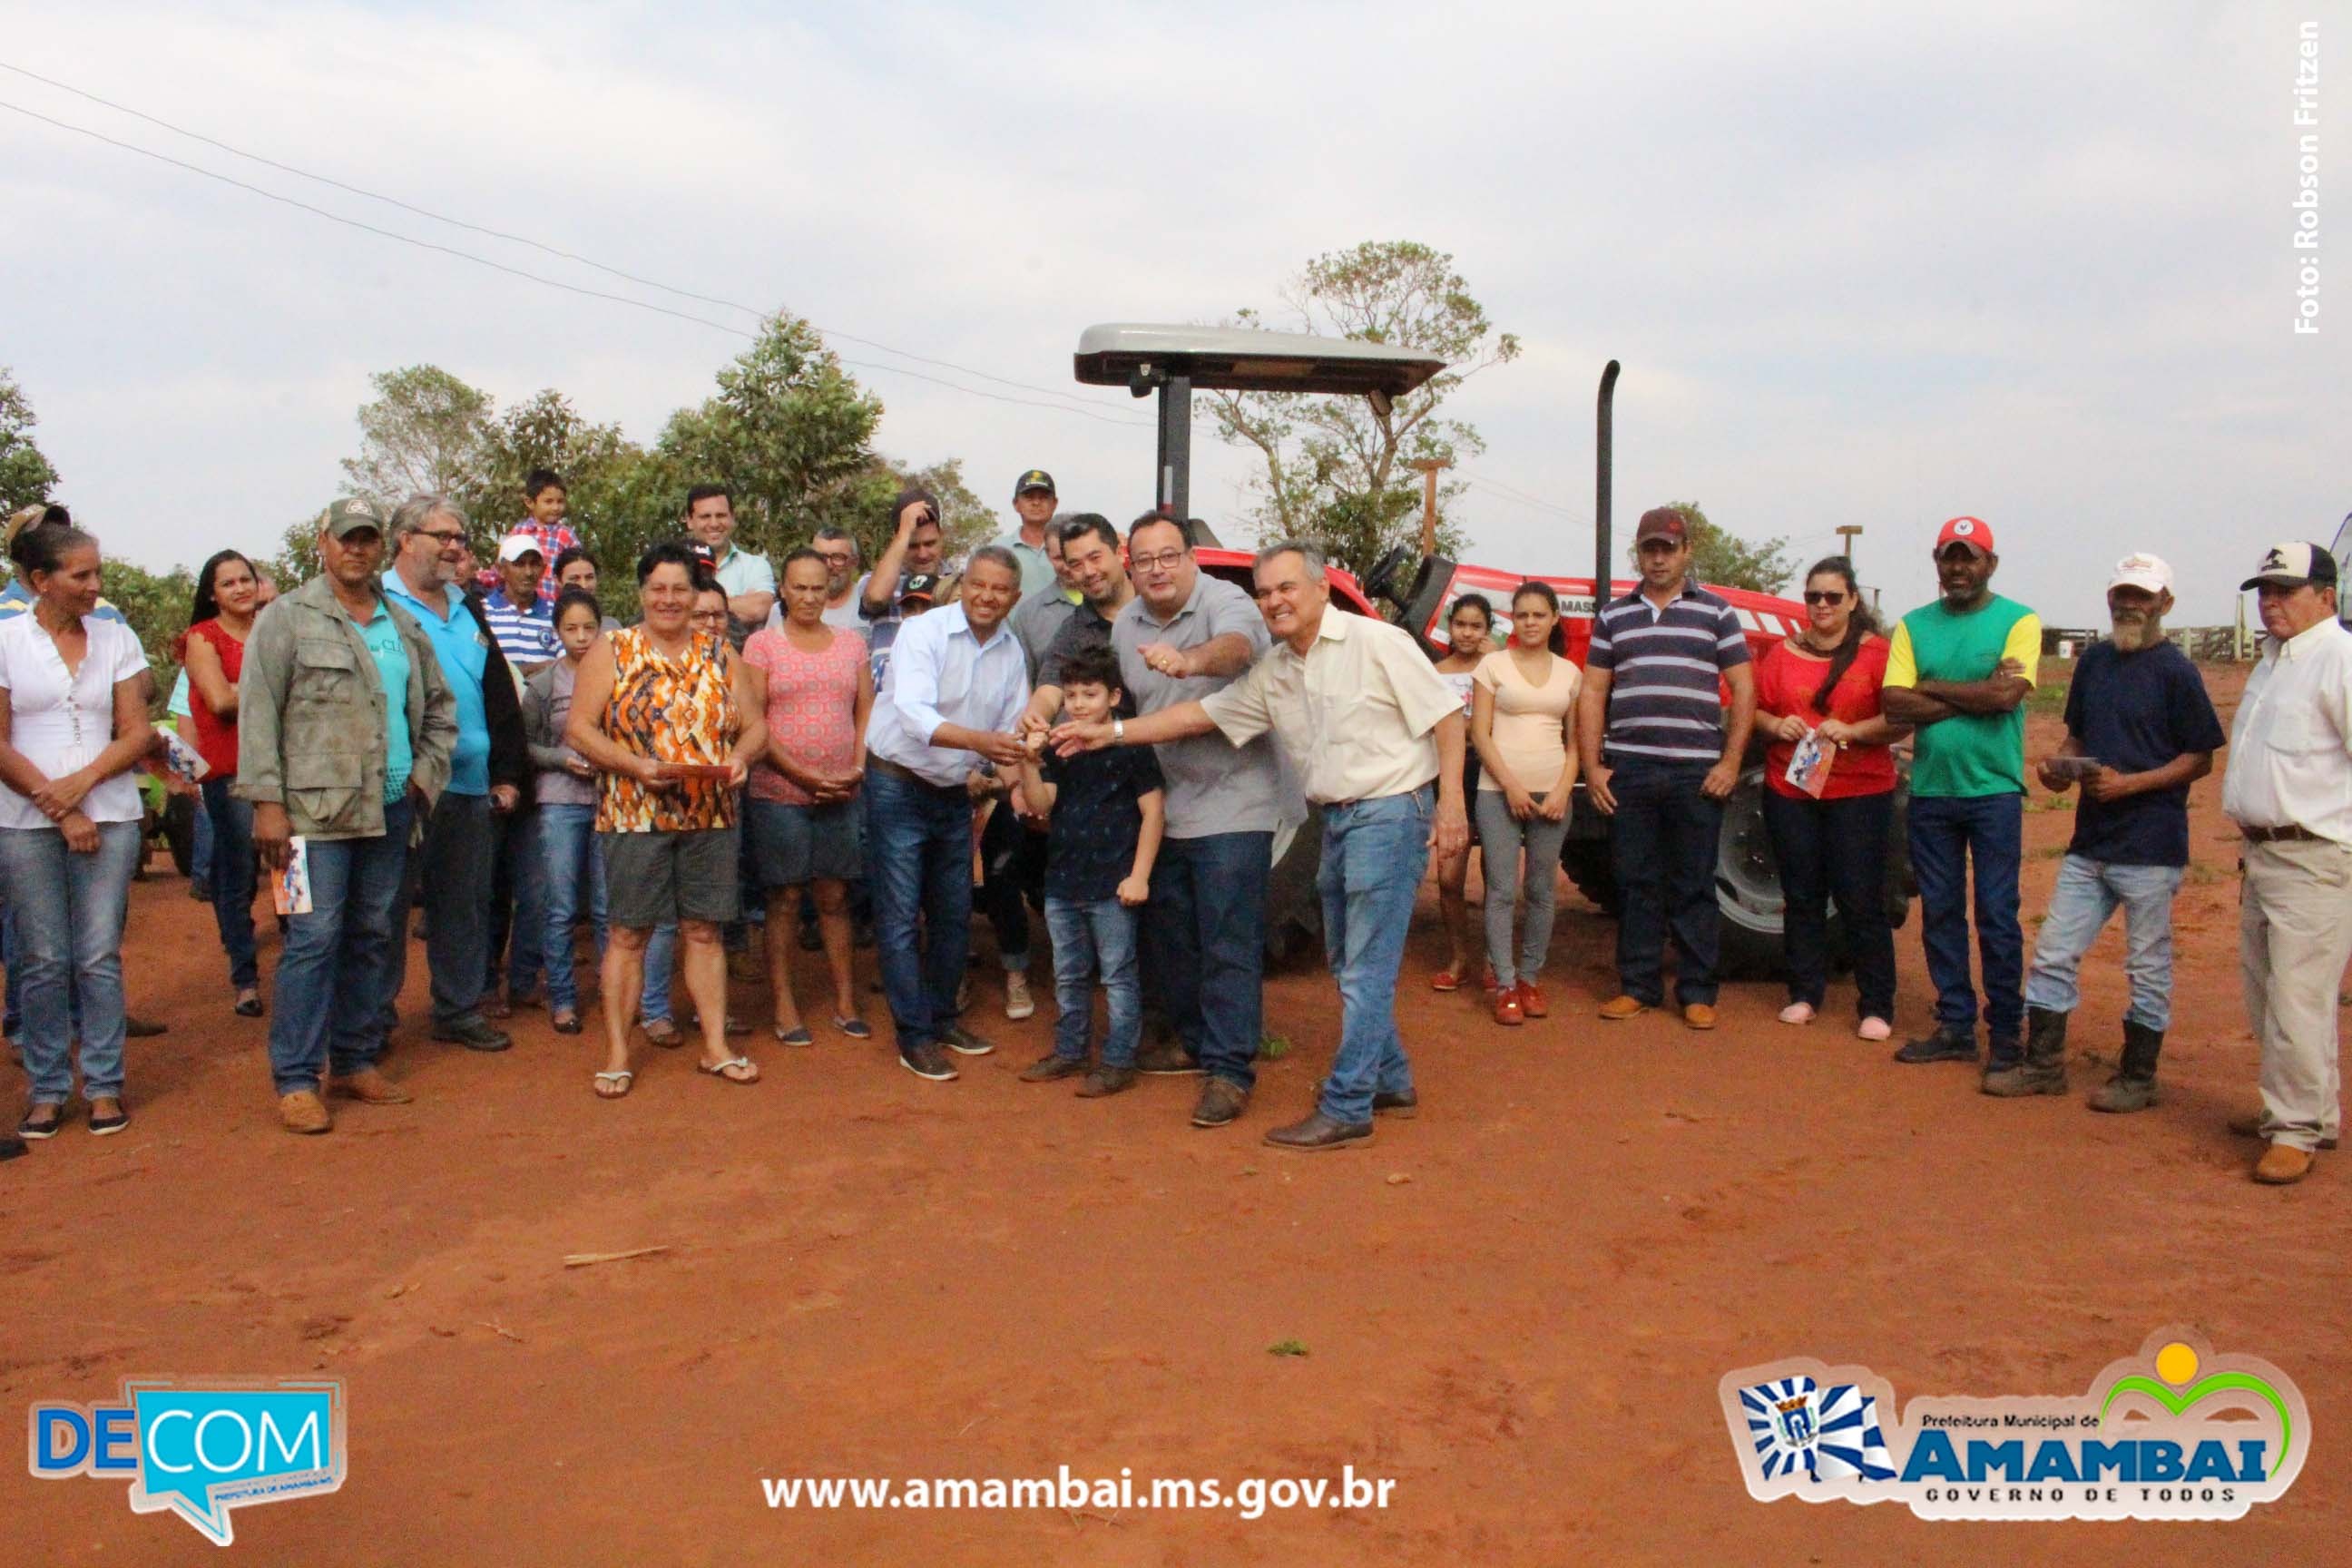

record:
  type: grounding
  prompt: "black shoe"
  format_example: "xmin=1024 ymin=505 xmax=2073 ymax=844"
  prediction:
xmin=1019 ymin=1053 xmax=1087 ymax=1083
xmin=1372 ymin=1088 xmax=1419 ymax=1119
xmin=431 ymin=1016 xmax=513 ymax=1053
xmin=798 ymin=923 xmax=823 ymax=952
xmin=189 ymin=883 xmax=213 ymax=902
xmin=123 ymin=1015 xmax=167 ymax=1039
xmin=88 ymin=1103 xmax=129 ymax=1137
xmin=941 ymin=1026 xmax=995 ymax=1057
xmin=1893 ymin=1025 xmax=1977 ymax=1064
xmin=1264 ymin=1111 xmax=1374 ymax=1152
xmin=0 ymin=1132 xmax=25 ymax=1161
xmin=1191 ymin=1077 xmax=1250 ymax=1128
xmin=1136 ymin=1039 xmax=1204 ymax=1076
xmin=1077 ymin=1064 xmax=1140 ymax=1099
xmin=17 ymin=1104 xmax=69 ymax=1141
xmin=899 ymin=1042 xmax=958 ymax=1081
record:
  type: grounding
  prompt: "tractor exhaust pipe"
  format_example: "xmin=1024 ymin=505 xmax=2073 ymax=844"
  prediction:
xmin=1594 ymin=359 xmax=1620 ymax=607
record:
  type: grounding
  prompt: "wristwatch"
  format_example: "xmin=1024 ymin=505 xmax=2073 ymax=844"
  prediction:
xmin=1112 ymin=717 xmax=1125 ymax=746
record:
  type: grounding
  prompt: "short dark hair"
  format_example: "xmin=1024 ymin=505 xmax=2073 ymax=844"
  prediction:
xmin=636 ymin=539 xmax=701 ymax=586
xmin=552 ymin=545 xmax=593 ymax=579
xmin=779 ymin=546 xmax=826 ymax=576
xmin=1056 ymin=644 xmax=1123 ymax=696
xmin=684 ymin=483 xmax=731 ymax=514
xmin=552 ymin=586 xmax=603 ymax=626
xmin=1057 ymin=513 xmax=1120 ymax=555
xmin=1126 ymin=512 xmax=1188 ymax=551
xmin=524 ymin=467 xmax=565 ymax=500
xmin=11 ymin=521 xmax=96 ymax=578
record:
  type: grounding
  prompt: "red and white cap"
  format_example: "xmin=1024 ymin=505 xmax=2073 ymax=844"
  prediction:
xmin=1935 ymin=516 xmax=1994 ymax=556
xmin=2107 ymin=552 xmax=2173 ymax=594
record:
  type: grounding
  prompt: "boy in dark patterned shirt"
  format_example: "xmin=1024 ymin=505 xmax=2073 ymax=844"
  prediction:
xmin=1014 ymin=646 xmax=1164 ymax=1097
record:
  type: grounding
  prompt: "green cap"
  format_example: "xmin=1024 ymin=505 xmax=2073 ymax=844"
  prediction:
xmin=324 ymin=496 xmax=388 ymax=539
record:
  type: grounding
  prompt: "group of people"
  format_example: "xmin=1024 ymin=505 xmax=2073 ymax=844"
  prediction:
xmin=0 ymin=475 xmax=2345 ymax=1181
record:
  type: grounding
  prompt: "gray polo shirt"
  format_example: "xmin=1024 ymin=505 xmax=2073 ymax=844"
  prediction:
xmin=1009 ymin=586 xmax=1081 ymax=683
xmin=1112 ymin=573 xmax=1279 ymax=838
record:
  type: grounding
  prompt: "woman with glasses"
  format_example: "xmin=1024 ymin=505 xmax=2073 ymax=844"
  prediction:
xmin=1752 ymin=556 xmax=1906 ymax=1040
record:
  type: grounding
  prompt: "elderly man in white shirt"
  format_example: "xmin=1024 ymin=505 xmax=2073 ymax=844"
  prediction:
xmin=865 ymin=545 xmax=1029 ymax=1082
xmin=2223 ymin=542 xmax=2352 ymax=1185
xmin=1054 ymin=540 xmax=1468 ymax=1152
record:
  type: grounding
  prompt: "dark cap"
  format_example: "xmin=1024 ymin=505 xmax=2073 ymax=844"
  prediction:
xmin=1634 ymin=506 xmax=1690 ymax=545
xmin=323 ymin=496 xmax=388 ymax=539
xmin=900 ymin=572 xmax=940 ymax=604
xmin=1013 ymin=468 xmax=1056 ymax=498
xmin=2241 ymin=541 xmax=2339 ymax=592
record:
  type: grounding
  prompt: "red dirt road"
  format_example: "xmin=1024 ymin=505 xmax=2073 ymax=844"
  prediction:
xmin=5 ymin=661 xmax=2346 ymax=1563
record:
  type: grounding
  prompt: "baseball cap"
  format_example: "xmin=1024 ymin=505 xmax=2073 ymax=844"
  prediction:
xmin=1013 ymin=468 xmax=1056 ymax=498
xmin=496 ymin=533 xmax=547 ymax=564
xmin=323 ymin=496 xmax=388 ymax=539
xmin=1633 ymin=506 xmax=1689 ymax=545
xmin=4 ymin=503 xmax=70 ymax=555
xmin=1935 ymin=516 xmax=1994 ymax=556
xmin=899 ymin=573 xmax=940 ymax=605
xmin=2240 ymin=541 xmax=2339 ymax=592
xmin=2106 ymin=552 xmax=2173 ymax=595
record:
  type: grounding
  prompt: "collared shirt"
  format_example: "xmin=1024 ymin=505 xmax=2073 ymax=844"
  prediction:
xmin=710 ymin=543 xmax=777 ymax=603
xmin=383 ymin=570 xmax=491 ymax=796
xmin=2222 ymin=616 xmax=2352 ymax=845
xmin=1009 ymin=583 xmax=1082 ymax=682
xmin=1587 ymin=580 xmax=1751 ymax=767
xmin=991 ymin=532 xmax=1059 ymax=598
xmin=1112 ymin=573 xmax=1279 ymax=838
xmin=1040 ymin=599 xmax=1124 ymax=699
xmin=356 ymin=603 xmax=416 ymax=800
xmin=472 ymin=519 xmax=582 ymax=601
xmin=483 ymin=589 xmax=559 ymax=668
xmin=0 ymin=612 xmax=151 ymax=828
xmin=866 ymin=602 xmax=1030 ymax=786
xmin=1200 ymin=610 xmax=1459 ymax=806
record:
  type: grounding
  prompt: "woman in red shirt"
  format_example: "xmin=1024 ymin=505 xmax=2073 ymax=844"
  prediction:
xmin=1753 ymin=556 xmax=1906 ymax=1040
xmin=179 ymin=550 xmax=264 ymax=1015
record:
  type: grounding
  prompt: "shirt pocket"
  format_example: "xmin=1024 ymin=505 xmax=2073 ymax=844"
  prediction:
xmin=2265 ymin=697 xmax=2336 ymax=755
xmin=286 ymin=749 xmax=366 ymax=832
xmin=293 ymin=636 xmax=359 ymax=706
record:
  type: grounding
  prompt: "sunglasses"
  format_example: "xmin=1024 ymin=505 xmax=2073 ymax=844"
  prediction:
xmin=1803 ymin=590 xmax=1847 ymax=605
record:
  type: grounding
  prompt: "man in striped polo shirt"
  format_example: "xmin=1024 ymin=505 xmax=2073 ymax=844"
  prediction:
xmin=1576 ymin=507 xmax=1756 ymax=1028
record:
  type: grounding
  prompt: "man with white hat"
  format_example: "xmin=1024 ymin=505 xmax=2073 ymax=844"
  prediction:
xmin=2222 ymin=541 xmax=2352 ymax=1184
xmin=1997 ymin=553 xmax=2226 ymax=1108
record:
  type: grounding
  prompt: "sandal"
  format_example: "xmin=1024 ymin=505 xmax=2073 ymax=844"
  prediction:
xmin=697 ymin=1055 xmax=760 ymax=1084
xmin=772 ymin=1024 xmax=814 ymax=1047
xmin=593 ymin=1069 xmax=634 ymax=1099
xmin=830 ymin=1014 xmax=873 ymax=1040
xmin=552 ymin=1012 xmax=583 ymax=1035
xmin=642 ymin=1018 xmax=684 ymax=1048
xmin=1430 ymin=970 xmax=1464 ymax=993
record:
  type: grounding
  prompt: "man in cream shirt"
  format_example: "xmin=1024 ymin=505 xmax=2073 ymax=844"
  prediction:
xmin=1053 ymin=540 xmax=1468 ymax=1152
xmin=2222 ymin=541 xmax=2352 ymax=1185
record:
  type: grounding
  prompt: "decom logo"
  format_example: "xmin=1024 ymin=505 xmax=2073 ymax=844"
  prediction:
xmin=1719 ymin=1330 xmax=2308 ymax=1522
xmin=27 ymin=1378 xmax=347 ymax=1545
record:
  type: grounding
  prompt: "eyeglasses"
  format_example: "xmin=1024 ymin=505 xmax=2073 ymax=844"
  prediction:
xmin=1802 ymin=591 xmax=1847 ymax=605
xmin=815 ymin=551 xmax=855 ymax=564
xmin=690 ymin=609 xmax=728 ymax=623
xmin=417 ymin=528 xmax=465 ymax=545
xmin=1131 ymin=549 xmax=1188 ymax=573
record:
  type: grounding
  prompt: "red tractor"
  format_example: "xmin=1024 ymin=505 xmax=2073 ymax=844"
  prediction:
xmin=1074 ymin=328 xmax=1913 ymax=971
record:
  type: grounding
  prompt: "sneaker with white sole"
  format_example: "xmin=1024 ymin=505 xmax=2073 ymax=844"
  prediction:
xmin=1004 ymin=972 xmax=1036 ymax=1021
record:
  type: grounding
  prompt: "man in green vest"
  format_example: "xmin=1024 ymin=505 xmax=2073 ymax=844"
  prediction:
xmin=1879 ymin=516 xmax=2042 ymax=1078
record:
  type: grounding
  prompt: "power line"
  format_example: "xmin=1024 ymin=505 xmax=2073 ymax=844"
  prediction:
xmin=0 ymin=59 xmax=1127 ymax=418
xmin=0 ymin=95 xmax=1154 ymax=429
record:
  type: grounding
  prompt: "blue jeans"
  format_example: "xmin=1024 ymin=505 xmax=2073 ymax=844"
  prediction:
xmin=486 ymin=808 xmax=545 ymax=997
xmin=866 ymin=768 xmax=974 ymax=1052
xmin=1760 ymin=789 xmax=1896 ymax=1020
xmin=642 ymin=922 xmax=676 ymax=1022
xmin=1145 ymin=830 xmax=1270 ymax=1089
xmin=389 ymin=790 xmax=493 ymax=1030
xmin=1607 ymin=760 xmax=1724 ymax=1007
xmin=1315 ymin=788 xmax=1429 ymax=1124
xmin=268 ymin=799 xmax=413 ymax=1093
xmin=537 ymin=803 xmax=606 ymax=1014
xmin=0 ymin=821 xmax=141 ymax=1104
xmin=1908 ymin=792 xmax=2025 ymax=1042
xmin=191 ymin=788 xmax=217 ymax=897
xmin=2024 ymin=854 xmax=2185 ymax=1031
xmin=201 ymin=779 xmax=260 ymax=989
xmin=1045 ymin=896 xmax=1142 ymax=1066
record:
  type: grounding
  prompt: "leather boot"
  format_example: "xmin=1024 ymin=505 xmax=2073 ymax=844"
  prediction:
xmin=2088 ymin=1020 xmax=2162 ymax=1113
xmin=1984 ymin=1006 xmax=2069 ymax=1096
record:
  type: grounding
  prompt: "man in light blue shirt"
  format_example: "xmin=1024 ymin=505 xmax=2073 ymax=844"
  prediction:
xmin=865 ymin=546 xmax=1029 ymax=1080
xmin=684 ymin=483 xmax=776 ymax=627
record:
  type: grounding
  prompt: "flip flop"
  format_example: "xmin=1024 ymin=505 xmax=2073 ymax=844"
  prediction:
xmin=697 ymin=1055 xmax=760 ymax=1084
xmin=830 ymin=1015 xmax=873 ymax=1040
xmin=772 ymin=1025 xmax=814 ymax=1046
xmin=593 ymin=1069 xmax=634 ymax=1099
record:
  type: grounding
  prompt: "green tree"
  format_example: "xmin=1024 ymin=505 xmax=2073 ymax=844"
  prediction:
xmin=1 ymin=367 xmax=63 ymax=519
xmin=100 ymin=557 xmax=198 ymax=716
xmin=340 ymin=365 xmax=493 ymax=507
xmin=1206 ymin=240 xmax=1519 ymax=579
xmin=1659 ymin=500 xmax=1801 ymax=595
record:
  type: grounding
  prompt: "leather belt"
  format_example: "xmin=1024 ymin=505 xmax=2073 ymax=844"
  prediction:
xmin=2241 ymin=823 xmax=2323 ymax=844
xmin=870 ymin=756 xmax=965 ymax=795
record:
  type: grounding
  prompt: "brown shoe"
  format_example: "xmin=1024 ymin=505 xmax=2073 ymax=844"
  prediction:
xmin=1191 ymin=1077 xmax=1250 ymax=1128
xmin=2254 ymin=1142 xmax=2316 ymax=1185
xmin=2229 ymin=1111 xmax=2337 ymax=1150
xmin=1264 ymin=1111 xmax=1373 ymax=1152
xmin=1598 ymin=995 xmax=1650 ymax=1021
xmin=1682 ymin=1003 xmax=1720 ymax=1031
xmin=328 ymin=1068 xmax=413 ymax=1105
xmin=278 ymin=1091 xmax=332 ymax=1135
xmin=1019 ymin=1053 xmax=1087 ymax=1083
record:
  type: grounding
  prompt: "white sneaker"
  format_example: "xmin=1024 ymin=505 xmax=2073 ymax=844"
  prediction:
xmin=1004 ymin=972 xmax=1036 ymax=1021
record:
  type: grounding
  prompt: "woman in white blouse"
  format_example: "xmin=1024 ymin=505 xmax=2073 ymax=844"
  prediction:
xmin=0 ymin=523 xmax=154 ymax=1139
xmin=1469 ymin=582 xmax=1582 ymax=1027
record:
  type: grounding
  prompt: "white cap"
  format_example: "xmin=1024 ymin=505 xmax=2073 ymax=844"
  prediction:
xmin=2107 ymin=552 xmax=2172 ymax=595
xmin=496 ymin=533 xmax=547 ymax=564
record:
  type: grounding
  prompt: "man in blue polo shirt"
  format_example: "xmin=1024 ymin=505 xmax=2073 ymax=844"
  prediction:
xmin=1575 ymin=507 xmax=1756 ymax=1029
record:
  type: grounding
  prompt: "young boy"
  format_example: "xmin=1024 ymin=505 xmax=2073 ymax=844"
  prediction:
xmin=1014 ymin=645 xmax=1164 ymax=1097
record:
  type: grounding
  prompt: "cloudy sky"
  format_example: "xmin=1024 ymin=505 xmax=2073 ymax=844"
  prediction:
xmin=2 ymin=0 xmax=2343 ymax=625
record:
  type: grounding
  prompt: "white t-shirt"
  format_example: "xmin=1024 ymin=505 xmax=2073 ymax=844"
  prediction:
xmin=0 ymin=612 xmax=152 ymax=828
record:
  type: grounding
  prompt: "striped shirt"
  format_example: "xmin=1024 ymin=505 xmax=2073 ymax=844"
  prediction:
xmin=482 ymin=589 xmax=560 ymax=668
xmin=1588 ymin=582 xmax=1749 ymax=765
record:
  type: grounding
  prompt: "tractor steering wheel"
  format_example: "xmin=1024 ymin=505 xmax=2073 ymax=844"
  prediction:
xmin=1363 ymin=544 xmax=1417 ymax=608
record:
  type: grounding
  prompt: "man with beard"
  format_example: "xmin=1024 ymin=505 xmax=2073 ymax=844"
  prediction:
xmin=1880 ymin=517 xmax=2041 ymax=1079
xmin=1998 ymin=554 xmax=2226 ymax=1108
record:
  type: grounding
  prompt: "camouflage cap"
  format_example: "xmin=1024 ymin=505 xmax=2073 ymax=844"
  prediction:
xmin=323 ymin=496 xmax=388 ymax=539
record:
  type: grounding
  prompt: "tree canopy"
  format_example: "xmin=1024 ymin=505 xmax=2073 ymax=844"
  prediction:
xmin=1657 ymin=500 xmax=1802 ymax=595
xmin=0 ymin=368 xmax=63 ymax=518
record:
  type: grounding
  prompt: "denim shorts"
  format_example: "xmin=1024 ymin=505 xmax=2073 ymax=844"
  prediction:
xmin=748 ymin=797 xmax=862 ymax=888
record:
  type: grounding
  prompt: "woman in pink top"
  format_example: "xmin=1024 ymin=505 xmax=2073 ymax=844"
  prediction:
xmin=743 ymin=549 xmax=874 ymax=1044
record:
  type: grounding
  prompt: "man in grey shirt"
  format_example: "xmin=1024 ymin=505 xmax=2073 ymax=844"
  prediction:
xmin=1008 ymin=516 xmax=1085 ymax=681
xmin=1110 ymin=514 xmax=1278 ymax=1130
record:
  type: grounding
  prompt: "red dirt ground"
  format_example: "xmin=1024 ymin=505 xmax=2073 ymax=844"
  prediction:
xmin=5 ymin=660 xmax=2346 ymax=1564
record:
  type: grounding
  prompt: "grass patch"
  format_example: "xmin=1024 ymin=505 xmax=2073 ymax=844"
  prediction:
xmin=2033 ymin=845 xmax=2067 ymax=860
xmin=2026 ymin=681 xmax=2070 ymax=712
xmin=2186 ymin=862 xmax=2220 ymax=886
xmin=1257 ymin=1033 xmax=1293 ymax=1061
xmin=1268 ymin=1339 xmax=1309 ymax=1358
xmin=2027 ymin=793 xmax=2077 ymax=812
